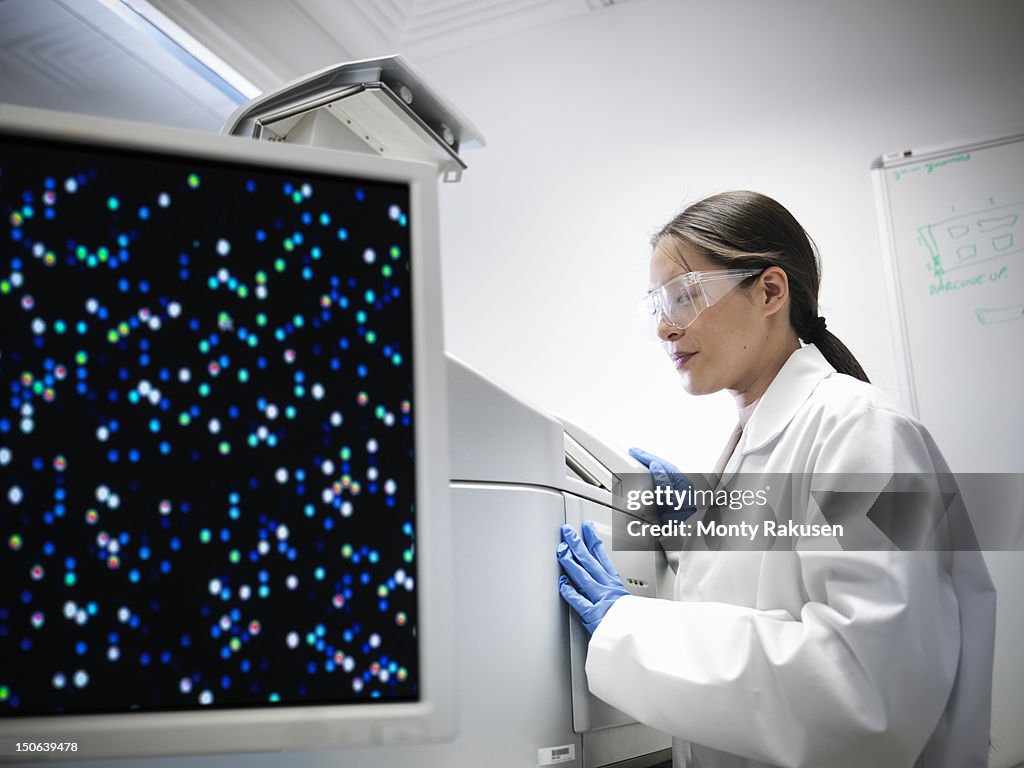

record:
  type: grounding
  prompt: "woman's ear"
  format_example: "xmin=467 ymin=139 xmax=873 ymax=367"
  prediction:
xmin=759 ymin=267 xmax=789 ymax=317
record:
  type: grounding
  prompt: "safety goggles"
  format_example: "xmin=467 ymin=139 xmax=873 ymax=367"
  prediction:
xmin=635 ymin=268 xmax=764 ymax=337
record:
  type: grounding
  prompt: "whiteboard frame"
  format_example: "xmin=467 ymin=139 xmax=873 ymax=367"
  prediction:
xmin=870 ymin=131 xmax=1024 ymax=419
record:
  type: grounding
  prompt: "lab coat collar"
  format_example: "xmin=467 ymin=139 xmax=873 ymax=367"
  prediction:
xmin=738 ymin=344 xmax=835 ymax=456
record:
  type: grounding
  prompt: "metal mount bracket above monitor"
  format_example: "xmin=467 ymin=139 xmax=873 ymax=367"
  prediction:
xmin=221 ymin=55 xmax=485 ymax=182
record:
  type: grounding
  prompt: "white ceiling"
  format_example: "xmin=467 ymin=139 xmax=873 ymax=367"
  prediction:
xmin=0 ymin=0 xmax=621 ymax=131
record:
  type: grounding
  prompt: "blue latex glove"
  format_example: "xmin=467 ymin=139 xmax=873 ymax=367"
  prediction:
xmin=557 ymin=522 xmax=629 ymax=634
xmin=628 ymin=447 xmax=697 ymax=522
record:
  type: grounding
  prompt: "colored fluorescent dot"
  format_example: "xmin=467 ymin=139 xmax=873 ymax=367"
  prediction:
xmin=390 ymin=245 xmax=401 ymax=259
xmin=8 ymin=487 xmax=24 ymax=505
xmin=363 ymin=248 xmax=376 ymax=264
xmin=200 ymin=529 xmax=212 ymax=544
xmin=365 ymin=330 xmax=377 ymax=344
xmin=229 ymin=549 xmax=241 ymax=564
xmin=107 ymin=196 xmax=119 ymax=211
xmin=187 ymin=174 xmax=200 ymax=188
xmin=341 ymin=544 xmax=353 ymax=558
xmin=199 ymin=690 xmax=213 ymax=705
xmin=32 ymin=611 xmax=45 ymax=628
xmin=218 ymin=441 xmax=231 ymax=455
xmin=274 ymin=258 xmax=286 ymax=272
xmin=403 ymin=549 xmax=414 ymax=563
xmin=66 ymin=571 xmax=78 ymax=584
xmin=382 ymin=264 xmax=393 ymax=278
xmin=216 ymin=238 xmax=231 ymax=256
xmin=106 ymin=556 xmax=119 ymax=570
xmin=229 ymin=637 xmax=242 ymax=652
xmin=8 ymin=534 xmax=22 ymax=550
xmin=31 ymin=564 xmax=45 ymax=580
xmin=159 ymin=500 xmax=172 ymax=515
xmin=356 ymin=392 xmax=369 ymax=406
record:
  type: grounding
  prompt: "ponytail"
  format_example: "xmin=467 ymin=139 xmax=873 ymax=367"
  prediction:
xmin=798 ymin=318 xmax=870 ymax=383
xmin=655 ymin=190 xmax=870 ymax=383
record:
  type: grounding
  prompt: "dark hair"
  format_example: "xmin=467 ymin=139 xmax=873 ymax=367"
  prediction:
xmin=652 ymin=190 xmax=869 ymax=382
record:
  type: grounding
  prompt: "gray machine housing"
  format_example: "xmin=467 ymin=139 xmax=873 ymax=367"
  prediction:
xmin=324 ymin=356 xmax=674 ymax=767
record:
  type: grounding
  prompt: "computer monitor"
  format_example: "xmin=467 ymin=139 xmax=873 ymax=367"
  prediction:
xmin=0 ymin=104 xmax=453 ymax=761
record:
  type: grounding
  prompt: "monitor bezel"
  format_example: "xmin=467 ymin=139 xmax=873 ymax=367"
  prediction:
xmin=0 ymin=103 xmax=454 ymax=759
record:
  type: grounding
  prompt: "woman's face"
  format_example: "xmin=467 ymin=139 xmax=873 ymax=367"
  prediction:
xmin=648 ymin=238 xmax=770 ymax=397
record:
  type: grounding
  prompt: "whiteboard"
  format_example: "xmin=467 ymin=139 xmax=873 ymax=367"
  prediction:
xmin=872 ymin=134 xmax=1024 ymax=473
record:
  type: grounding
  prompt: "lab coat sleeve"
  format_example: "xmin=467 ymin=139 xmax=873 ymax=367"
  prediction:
xmin=585 ymin=406 xmax=962 ymax=768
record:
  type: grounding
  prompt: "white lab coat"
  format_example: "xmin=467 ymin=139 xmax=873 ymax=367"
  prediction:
xmin=586 ymin=345 xmax=995 ymax=767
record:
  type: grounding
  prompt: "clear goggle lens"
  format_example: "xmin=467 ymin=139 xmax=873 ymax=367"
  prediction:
xmin=635 ymin=269 xmax=764 ymax=338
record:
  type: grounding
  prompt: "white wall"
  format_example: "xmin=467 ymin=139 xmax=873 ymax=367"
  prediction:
xmin=414 ymin=0 xmax=1024 ymax=470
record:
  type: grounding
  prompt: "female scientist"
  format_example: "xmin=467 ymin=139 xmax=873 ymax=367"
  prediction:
xmin=556 ymin=191 xmax=995 ymax=768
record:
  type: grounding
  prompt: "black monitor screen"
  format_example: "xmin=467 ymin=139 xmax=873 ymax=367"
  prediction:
xmin=0 ymin=134 xmax=419 ymax=717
